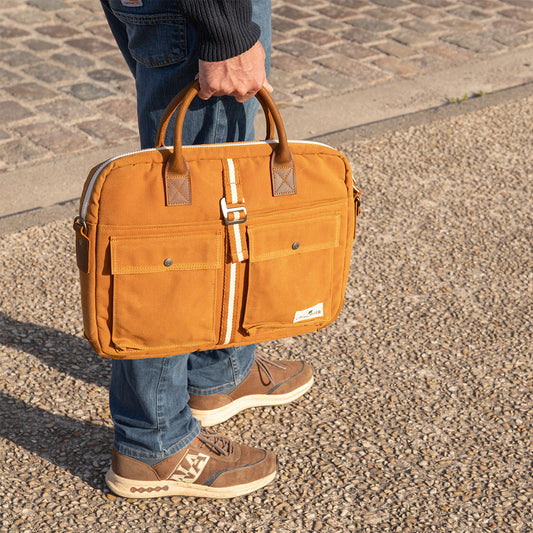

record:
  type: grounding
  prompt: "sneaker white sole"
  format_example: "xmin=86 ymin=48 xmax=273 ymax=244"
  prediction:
xmin=105 ymin=468 xmax=276 ymax=499
xmin=190 ymin=376 xmax=314 ymax=427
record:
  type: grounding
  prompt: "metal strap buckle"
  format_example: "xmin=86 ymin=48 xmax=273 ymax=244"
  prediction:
xmin=220 ymin=198 xmax=247 ymax=225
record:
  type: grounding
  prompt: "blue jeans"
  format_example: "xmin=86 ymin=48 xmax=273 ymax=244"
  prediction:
xmin=101 ymin=0 xmax=271 ymax=463
xmin=101 ymin=0 xmax=271 ymax=149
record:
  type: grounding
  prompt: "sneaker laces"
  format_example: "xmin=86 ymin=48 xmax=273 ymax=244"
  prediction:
xmin=197 ymin=429 xmax=233 ymax=456
xmin=255 ymin=354 xmax=287 ymax=386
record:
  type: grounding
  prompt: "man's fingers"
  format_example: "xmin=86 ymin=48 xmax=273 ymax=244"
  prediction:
xmin=198 ymin=81 xmax=265 ymax=102
xmin=197 ymin=88 xmax=214 ymax=100
xmin=197 ymin=77 xmax=214 ymax=100
xmin=234 ymin=93 xmax=254 ymax=103
xmin=196 ymin=41 xmax=269 ymax=102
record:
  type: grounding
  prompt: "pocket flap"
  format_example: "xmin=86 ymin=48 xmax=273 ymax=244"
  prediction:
xmin=248 ymin=213 xmax=340 ymax=262
xmin=110 ymin=230 xmax=223 ymax=274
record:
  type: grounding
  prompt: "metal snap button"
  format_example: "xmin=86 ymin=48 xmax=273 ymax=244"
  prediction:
xmin=164 ymin=258 xmax=173 ymax=267
xmin=292 ymin=242 xmax=300 ymax=250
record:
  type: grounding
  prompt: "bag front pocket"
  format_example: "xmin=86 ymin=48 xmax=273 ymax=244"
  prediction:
xmin=242 ymin=213 xmax=341 ymax=334
xmin=110 ymin=230 xmax=222 ymax=351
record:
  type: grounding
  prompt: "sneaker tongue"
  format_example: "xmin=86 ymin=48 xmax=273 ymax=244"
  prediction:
xmin=197 ymin=430 xmax=232 ymax=456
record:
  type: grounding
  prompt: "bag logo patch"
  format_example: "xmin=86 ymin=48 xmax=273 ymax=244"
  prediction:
xmin=169 ymin=452 xmax=209 ymax=483
xmin=293 ymin=303 xmax=324 ymax=323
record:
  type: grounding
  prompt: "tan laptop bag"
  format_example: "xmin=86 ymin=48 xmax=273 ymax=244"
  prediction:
xmin=74 ymin=82 xmax=361 ymax=359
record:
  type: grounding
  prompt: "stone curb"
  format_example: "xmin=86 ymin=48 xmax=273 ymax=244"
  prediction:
xmin=1 ymin=77 xmax=531 ymax=237
xmin=1 ymin=0 xmax=532 ymax=174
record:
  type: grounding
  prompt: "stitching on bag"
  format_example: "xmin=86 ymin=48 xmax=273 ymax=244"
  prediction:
xmin=112 ymin=267 xmax=219 ymax=350
xmin=167 ymin=176 xmax=191 ymax=205
xmin=110 ymin=231 xmax=223 ymax=273
xmin=248 ymin=214 xmax=341 ymax=262
xmin=273 ymin=166 xmax=295 ymax=195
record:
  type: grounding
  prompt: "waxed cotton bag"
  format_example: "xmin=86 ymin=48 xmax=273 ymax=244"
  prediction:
xmin=74 ymin=82 xmax=361 ymax=359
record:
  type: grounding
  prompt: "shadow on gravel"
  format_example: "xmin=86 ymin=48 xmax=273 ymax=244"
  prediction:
xmin=0 ymin=392 xmax=112 ymax=490
xmin=0 ymin=312 xmax=110 ymax=389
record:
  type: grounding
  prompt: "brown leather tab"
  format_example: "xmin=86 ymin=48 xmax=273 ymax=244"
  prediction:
xmin=73 ymin=218 xmax=90 ymax=273
xmin=271 ymin=151 xmax=296 ymax=196
xmin=162 ymin=87 xmax=197 ymax=206
xmin=165 ymin=175 xmax=192 ymax=206
xmin=164 ymin=154 xmax=192 ymax=206
xmin=256 ymin=87 xmax=297 ymax=196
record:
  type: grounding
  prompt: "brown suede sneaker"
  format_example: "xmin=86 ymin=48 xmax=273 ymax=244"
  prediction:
xmin=105 ymin=430 xmax=276 ymax=499
xmin=189 ymin=355 xmax=314 ymax=426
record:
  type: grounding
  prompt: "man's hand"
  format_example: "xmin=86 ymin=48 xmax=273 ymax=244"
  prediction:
xmin=197 ymin=41 xmax=273 ymax=102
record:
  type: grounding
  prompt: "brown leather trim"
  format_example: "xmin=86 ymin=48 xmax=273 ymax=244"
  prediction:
xmin=73 ymin=218 xmax=90 ymax=273
xmin=164 ymin=82 xmax=297 ymax=201
xmin=164 ymin=156 xmax=192 ymax=206
xmin=157 ymin=85 xmax=275 ymax=147
xmin=271 ymin=151 xmax=296 ymax=197
xmin=155 ymin=84 xmax=191 ymax=148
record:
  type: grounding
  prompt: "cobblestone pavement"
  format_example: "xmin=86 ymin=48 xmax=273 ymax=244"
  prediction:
xmin=0 ymin=0 xmax=532 ymax=172
xmin=0 ymin=95 xmax=531 ymax=532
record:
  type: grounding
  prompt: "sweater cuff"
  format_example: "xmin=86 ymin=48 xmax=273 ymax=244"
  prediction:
xmin=177 ymin=0 xmax=261 ymax=62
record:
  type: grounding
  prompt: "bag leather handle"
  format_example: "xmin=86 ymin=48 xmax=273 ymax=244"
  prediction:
xmin=162 ymin=81 xmax=296 ymax=206
xmin=156 ymin=84 xmax=275 ymax=147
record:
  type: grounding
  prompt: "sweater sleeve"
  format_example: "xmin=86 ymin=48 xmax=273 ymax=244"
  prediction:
xmin=176 ymin=0 xmax=261 ymax=62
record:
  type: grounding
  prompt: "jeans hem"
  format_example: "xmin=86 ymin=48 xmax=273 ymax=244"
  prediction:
xmin=187 ymin=349 xmax=256 ymax=396
xmin=113 ymin=421 xmax=201 ymax=463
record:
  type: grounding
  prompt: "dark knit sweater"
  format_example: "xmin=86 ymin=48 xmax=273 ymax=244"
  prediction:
xmin=176 ymin=0 xmax=261 ymax=62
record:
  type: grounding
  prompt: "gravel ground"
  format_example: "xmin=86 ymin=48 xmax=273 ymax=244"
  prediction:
xmin=0 ymin=96 xmax=531 ymax=532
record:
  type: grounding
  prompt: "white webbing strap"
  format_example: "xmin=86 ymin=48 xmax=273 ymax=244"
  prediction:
xmin=223 ymin=262 xmax=238 ymax=345
xmin=220 ymin=159 xmax=249 ymax=344
xmin=222 ymin=159 xmax=248 ymax=263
